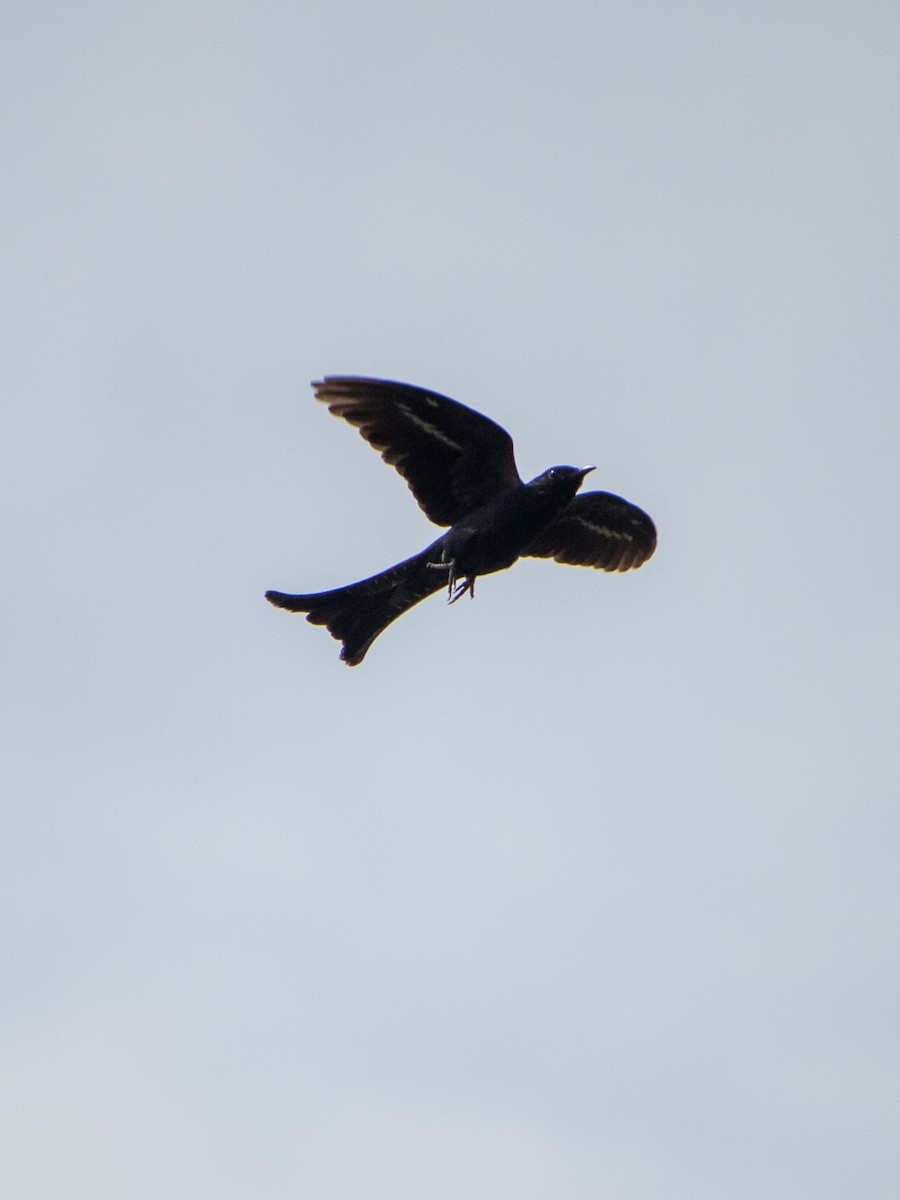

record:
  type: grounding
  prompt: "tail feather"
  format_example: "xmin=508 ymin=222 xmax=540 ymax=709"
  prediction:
xmin=266 ymin=548 xmax=446 ymax=665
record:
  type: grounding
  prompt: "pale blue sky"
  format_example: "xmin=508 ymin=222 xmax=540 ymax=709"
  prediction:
xmin=3 ymin=2 xmax=899 ymax=1197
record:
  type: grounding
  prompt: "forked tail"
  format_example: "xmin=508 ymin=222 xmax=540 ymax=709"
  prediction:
xmin=266 ymin=547 xmax=447 ymax=665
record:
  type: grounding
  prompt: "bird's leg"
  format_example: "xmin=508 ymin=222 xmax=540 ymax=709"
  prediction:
xmin=427 ymin=555 xmax=456 ymax=599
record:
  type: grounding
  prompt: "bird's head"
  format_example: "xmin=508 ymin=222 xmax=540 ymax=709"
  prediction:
xmin=528 ymin=464 xmax=595 ymax=501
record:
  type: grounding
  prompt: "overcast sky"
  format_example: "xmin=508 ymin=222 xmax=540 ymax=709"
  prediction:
xmin=3 ymin=2 xmax=899 ymax=1197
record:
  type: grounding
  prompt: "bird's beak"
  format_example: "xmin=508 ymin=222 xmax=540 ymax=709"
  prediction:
xmin=580 ymin=466 xmax=596 ymax=478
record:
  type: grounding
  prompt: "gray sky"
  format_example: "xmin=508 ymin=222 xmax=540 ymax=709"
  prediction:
xmin=3 ymin=2 xmax=899 ymax=1197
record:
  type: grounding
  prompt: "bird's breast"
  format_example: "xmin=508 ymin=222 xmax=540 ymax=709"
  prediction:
xmin=443 ymin=490 xmax=552 ymax=578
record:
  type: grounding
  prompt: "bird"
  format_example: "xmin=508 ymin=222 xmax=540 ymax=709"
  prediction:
xmin=266 ymin=376 xmax=656 ymax=665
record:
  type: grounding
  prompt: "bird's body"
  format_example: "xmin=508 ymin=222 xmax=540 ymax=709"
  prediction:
xmin=266 ymin=377 xmax=656 ymax=665
xmin=433 ymin=466 xmax=596 ymax=591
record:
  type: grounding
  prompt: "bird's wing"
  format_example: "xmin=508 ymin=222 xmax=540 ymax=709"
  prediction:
xmin=523 ymin=491 xmax=657 ymax=571
xmin=313 ymin=377 xmax=521 ymax=526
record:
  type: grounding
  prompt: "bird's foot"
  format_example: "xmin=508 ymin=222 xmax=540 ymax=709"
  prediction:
xmin=448 ymin=577 xmax=475 ymax=604
xmin=427 ymin=556 xmax=477 ymax=603
xmin=427 ymin=559 xmax=452 ymax=589
xmin=428 ymin=557 xmax=457 ymax=601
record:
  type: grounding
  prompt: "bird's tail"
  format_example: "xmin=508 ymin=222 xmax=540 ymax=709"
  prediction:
xmin=265 ymin=546 xmax=447 ymax=665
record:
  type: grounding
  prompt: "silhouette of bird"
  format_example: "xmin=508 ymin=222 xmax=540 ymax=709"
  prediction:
xmin=266 ymin=377 xmax=656 ymax=665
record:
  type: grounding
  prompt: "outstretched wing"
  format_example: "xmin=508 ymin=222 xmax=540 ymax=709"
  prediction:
xmin=523 ymin=491 xmax=657 ymax=572
xmin=313 ymin=377 xmax=521 ymax=526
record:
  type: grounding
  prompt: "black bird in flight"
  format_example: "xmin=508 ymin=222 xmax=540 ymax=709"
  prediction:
xmin=266 ymin=377 xmax=656 ymax=665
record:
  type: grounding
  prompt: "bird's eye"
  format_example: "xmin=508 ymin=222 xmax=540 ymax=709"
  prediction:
xmin=547 ymin=469 xmax=557 ymax=480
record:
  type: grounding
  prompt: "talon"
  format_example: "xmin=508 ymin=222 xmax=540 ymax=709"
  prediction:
xmin=427 ymin=556 xmax=475 ymax=603
xmin=428 ymin=555 xmax=460 ymax=599
xmin=427 ymin=559 xmax=453 ymax=598
xmin=448 ymin=577 xmax=476 ymax=604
